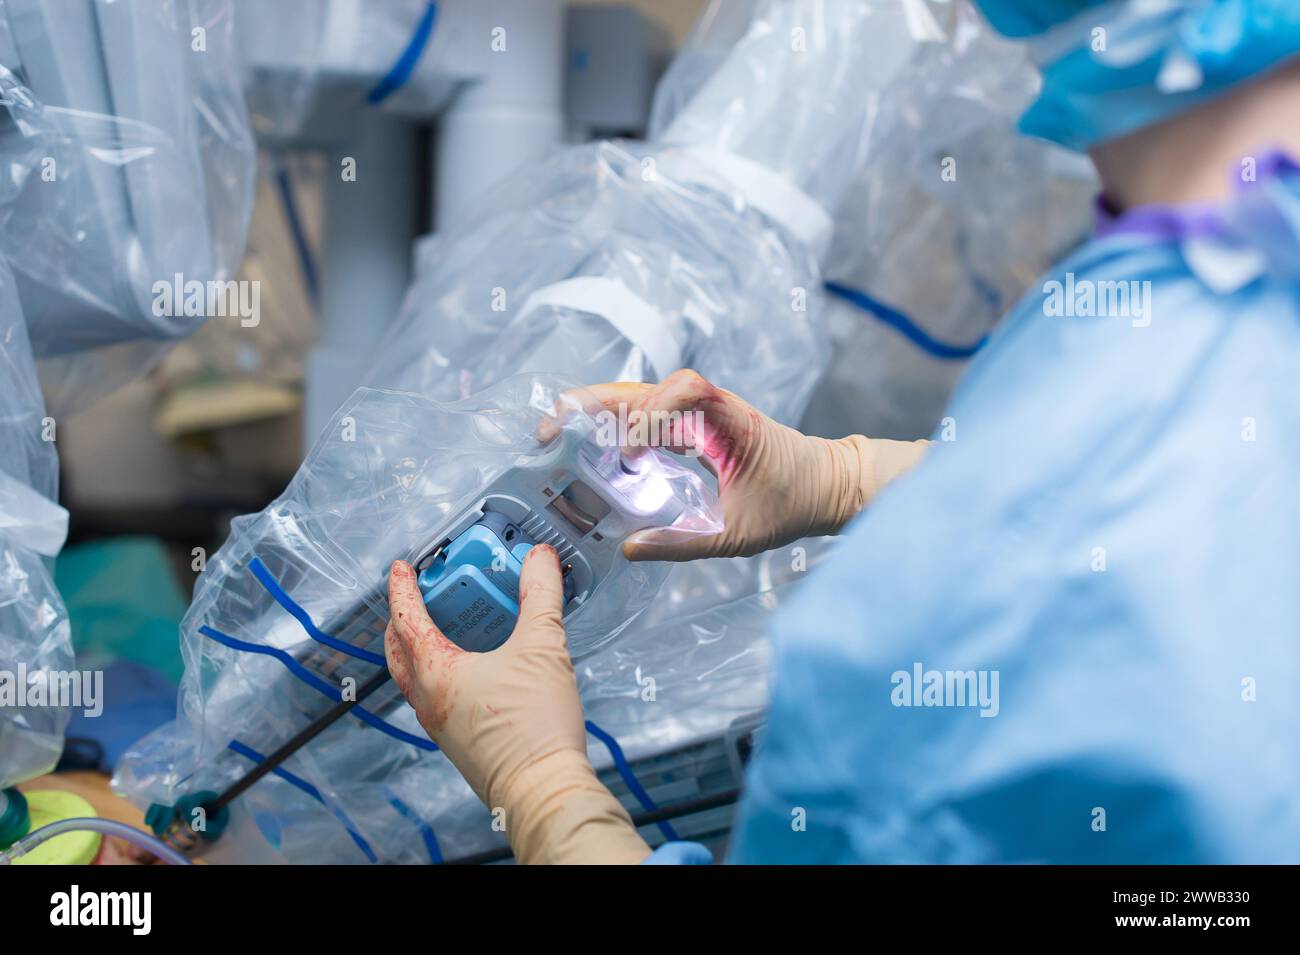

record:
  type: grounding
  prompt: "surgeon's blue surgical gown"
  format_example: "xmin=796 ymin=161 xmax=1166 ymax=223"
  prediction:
xmin=722 ymin=153 xmax=1300 ymax=863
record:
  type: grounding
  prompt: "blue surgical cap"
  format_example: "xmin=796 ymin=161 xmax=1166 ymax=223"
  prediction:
xmin=972 ymin=0 xmax=1300 ymax=150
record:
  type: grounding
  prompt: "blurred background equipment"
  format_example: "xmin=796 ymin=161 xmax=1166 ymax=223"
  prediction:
xmin=0 ymin=0 xmax=255 ymax=413
xmin=0 ymin=0 xmax=255 ymax=858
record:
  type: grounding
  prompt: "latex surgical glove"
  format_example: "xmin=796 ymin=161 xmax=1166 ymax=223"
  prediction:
xmin=585 ymin=369 xmax=929 ymax=561
xmin=384 ymin=548 xmax=651 ymax=865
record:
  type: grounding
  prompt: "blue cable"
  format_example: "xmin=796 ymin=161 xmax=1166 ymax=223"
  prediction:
xmin=273 ymin=163 xmax=320 ymax=307
xmin=212 ymin=570 xmax=681 ymax=850
xmin=228 ymin=739 xmax=378 ymax=863
xmin=204 ymin=632 xmax=681 ymax=850
xmin=199 ymin=624 xmax=338 ymax=697
xmin=956 ymin=232 xmax=1004 ymax=315
xmin=585 ymin=720 xmax=679 ymax=843
xmin=366 ymin=2 xmax=439 ymax=105
xmin=824 ymin=280 xmax=988 ymax=361
xmin=388 ymin=792 xmax=444 ymax=864
xmin=248 ymin=557 xmax=387 ymax=667
xmin=197 ymin=624 xmax=438 ymax=752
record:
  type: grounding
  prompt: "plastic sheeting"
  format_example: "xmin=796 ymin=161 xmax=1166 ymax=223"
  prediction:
xmin=236 ymin=0 xmax=458 ymax=140
xmin=576 ymin=541 xmax=841 ymax=760
xmin=0 ymin=256 xmax=71 ymax=789
xmin=0 ymin=0 xmax=255 ymax=414
xmin=801 ymin=0 xmax=1096 ymax=441
xmin=367 ymin=138 xmax=826 ymax=425
xmin=0 ymin=0 xmax=254 ymax=788
xmin=648 ymin=0 xmax=946 ymax=226
xmin=365 ymin=0 xmax=934 ymax=421
xmin=114 ymin=376 xmax=721 ymax=862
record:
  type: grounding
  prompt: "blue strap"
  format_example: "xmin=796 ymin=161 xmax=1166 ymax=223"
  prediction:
xmin=248 ymin=557 xmax=387 ymax=667
xmin=228 ymin=739 xmax=378 ymax=863
xmin=366 ymin=2 xmax=440 ymax=105
xmin=197 ymin=624 xmax=438 ymax=752
xmin=956 ymin=233 xmax=1005 ymax=314
xmin=585 ymin=719 xmax=679 ymax=842
xmin=387 ymin=792 xmax=444 ymax=864
xmin=824 ymin=280 xmax=988 ymax=361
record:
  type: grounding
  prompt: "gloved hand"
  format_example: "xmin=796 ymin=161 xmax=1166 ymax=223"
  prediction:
xmin=384 ymin=548 xmax=651 ymax=864
xmin=585 ymin=369 xmax=929 ymax=561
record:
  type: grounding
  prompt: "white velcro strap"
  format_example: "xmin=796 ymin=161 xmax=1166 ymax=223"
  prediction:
xmin=674 ymin=147 xmax=834 ymax=262
xmin=516 ymin=277 xmax=682 ymax=377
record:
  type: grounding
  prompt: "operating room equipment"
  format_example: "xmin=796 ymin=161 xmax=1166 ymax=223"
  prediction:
xmin=121 ymin=376 xmax=719 ymax=861
xmin=0 ymin=812 xmax=192 ymax=866
xmin=115 ymin=0 xmax=940 ymax=863
xmin=0 ymin=257 xmax=70 ymax=793
xmin=0 ymin=0 xmax=255 ymax=414
xmin=0 ymin=0 xmax=256 ymax=813
xmin=796 ymin=0 xmax=1096 ymax=441
xmin=140 ymin=397 xmax=715 ymax=857
xmin=412 ymin=430 xmax=690 ymax=652
xmin=233 ymin=0 xmax=572 ymax=438
xmin=109 ymin=0 xmax=1118 ymax=865
xmin=418 ymin=514 xmax=555 ymax=653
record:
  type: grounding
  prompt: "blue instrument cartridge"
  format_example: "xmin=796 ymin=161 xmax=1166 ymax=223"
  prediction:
xmin=411 ymin=430 xmax=689 ymax=653
xmin=417 ymin=513 xmax=534 ymax=652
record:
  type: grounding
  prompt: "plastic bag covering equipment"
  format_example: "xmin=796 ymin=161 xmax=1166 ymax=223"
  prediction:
xmin=0 ymin=0 xmax=252 ymax=787
xmin=118 ymin=1 xmax=1062 ymax=862
xmin=0 ymin=256 xmax=71 ymax=790
xmin=235 ymin=0 xmax=461 ymax=139
xmin=411 ymin=421 xmax=713 ymax=653
xmin=0 ymin=0 xmax=256 ymax=413
xmin=363 ymin=0 xmax=937 ymax=427
xmin=798 ymin=0 xmax=1097 ymax=440
xmin=114 ymin=377 xmax=720 ymax=862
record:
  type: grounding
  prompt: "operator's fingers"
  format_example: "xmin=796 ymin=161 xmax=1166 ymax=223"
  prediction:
xmin=576 ymin=380 xmax=690 ymax=466
xmin=383 ymin=619 xmax=415 ymax=699
xmin=630 ymin=370 xmax=753 ymax=470
xmin=621 ymin=525 xmax=727 ymax=562
xmin=558 ymin=372 xmax=758 ymax=480
xmin=387 ymin=560 xmax=459 ymax=667
xmin=582 ymin=373 xmax=728 ymax=473
xmin=582 ymin=380 xmax=652 ymax=412
xmin=509 ymin=545 xmax=568 ymax=650
xmin=580 ymin=372 xmax=743 ymax=436
xmin=537 ymin=381 xmax=650 ymax=445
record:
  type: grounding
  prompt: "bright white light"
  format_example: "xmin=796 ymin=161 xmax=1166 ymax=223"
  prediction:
xmin=618 ymin=465 xmax=675 ymax=515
